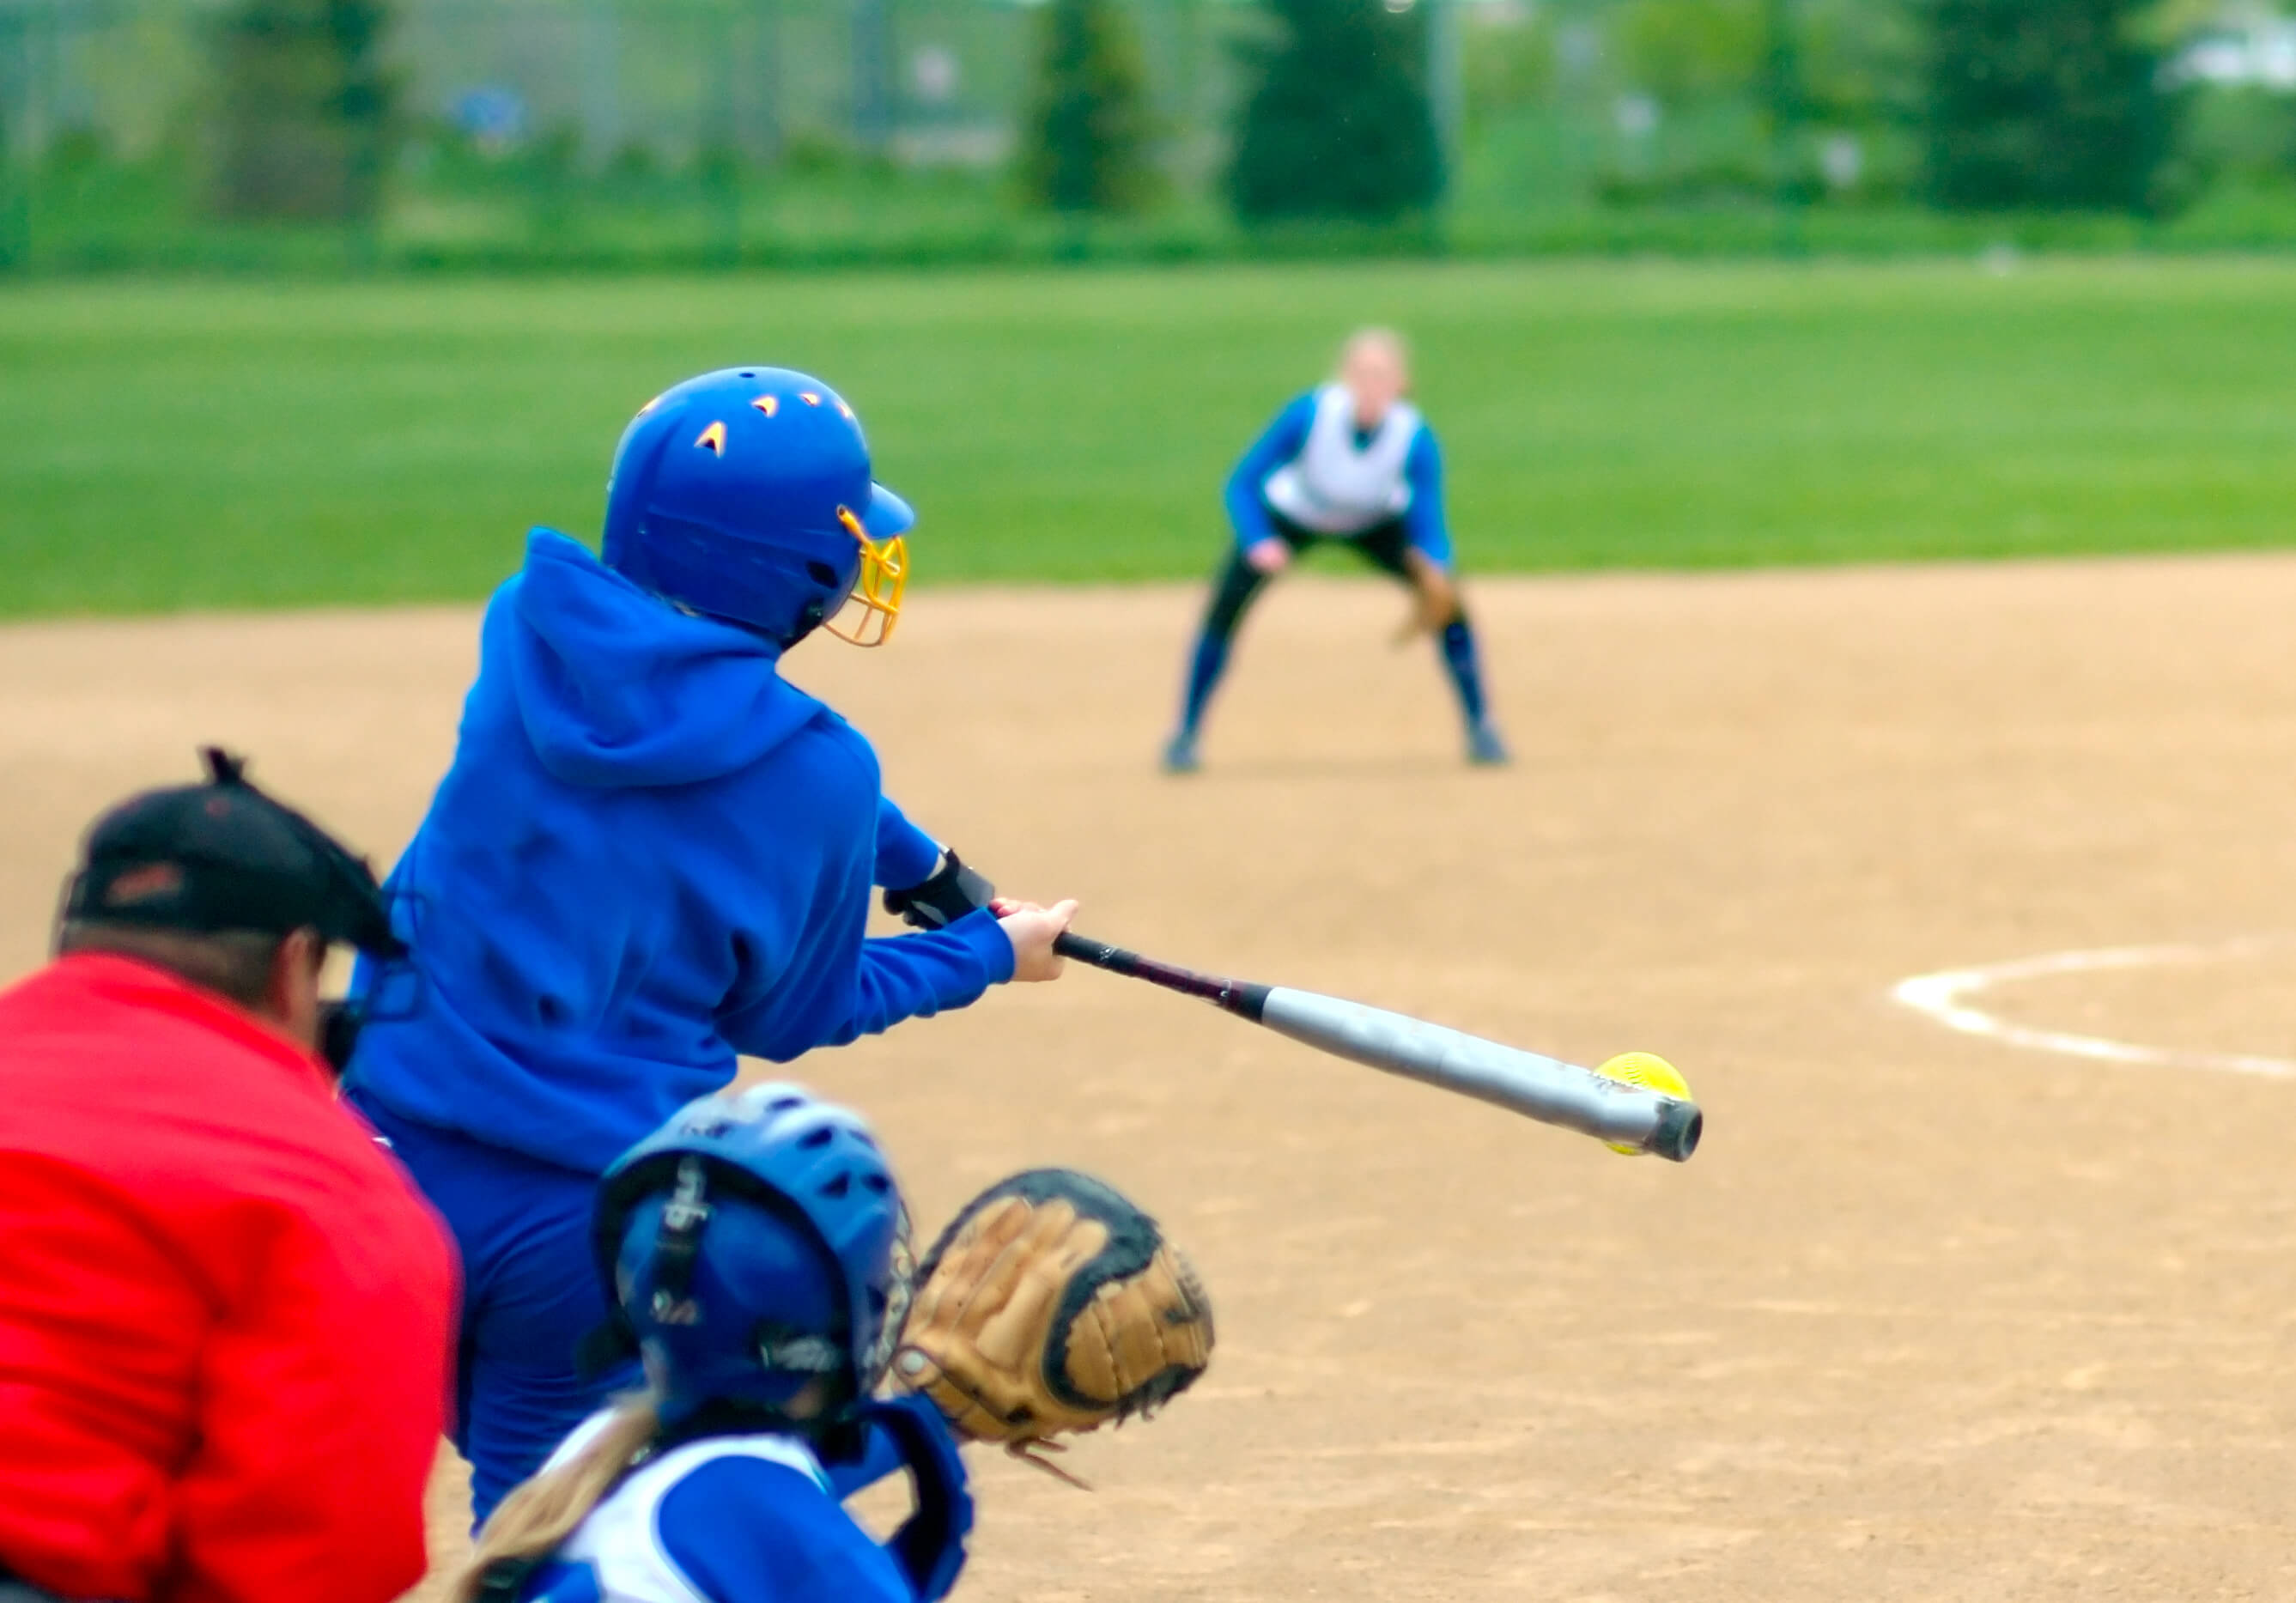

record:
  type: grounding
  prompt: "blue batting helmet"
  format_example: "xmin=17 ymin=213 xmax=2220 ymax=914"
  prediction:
xmin=592 ymin=1083 xmax=910 ymax=1431
xmin=600 ymin=367 xmax=914 ymax=647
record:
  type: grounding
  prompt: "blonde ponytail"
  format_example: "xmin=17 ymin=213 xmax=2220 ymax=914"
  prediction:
xmin=450 ymin=1397 xmax=664 ymax=1602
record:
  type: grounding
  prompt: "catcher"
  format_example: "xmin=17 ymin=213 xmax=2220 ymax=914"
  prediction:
xmin=1161 ymin=326 xmax=1507 ymax=773
xmin=455 ymin=1084 xmax=1212 ymax=1603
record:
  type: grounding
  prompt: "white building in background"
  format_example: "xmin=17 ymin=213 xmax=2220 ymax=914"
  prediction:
xmin=2168 ymin=4 xmax=2296 ymax=89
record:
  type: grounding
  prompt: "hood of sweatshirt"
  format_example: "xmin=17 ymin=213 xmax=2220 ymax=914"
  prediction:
xmin=503 ymin=528 xmax=828 ymax=788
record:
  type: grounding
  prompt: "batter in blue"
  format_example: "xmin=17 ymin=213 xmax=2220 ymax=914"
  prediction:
xmin=345 ymin=367 xmax=1077 ymax=1523
xmin=1163 ymin=328 xmax=1506 ymax=772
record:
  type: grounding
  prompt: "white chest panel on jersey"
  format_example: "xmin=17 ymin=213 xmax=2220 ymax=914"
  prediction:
xmin=1261 ymin=384 xmax=1422 ymax=536
xmin=545 ymin=1412 xmax=830 ymax=1603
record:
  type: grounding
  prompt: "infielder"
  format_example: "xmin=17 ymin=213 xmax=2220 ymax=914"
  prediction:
xmin=1163 ymin=328 xmax=1507 ymax=772
xmin=343 ymin=366 xmax=1075 ymax=1521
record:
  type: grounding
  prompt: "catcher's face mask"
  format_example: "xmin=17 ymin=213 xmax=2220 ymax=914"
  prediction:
xmin=826 ymin=506 xmax=906 ymax=648
xmin=859 ymin=1202 xmax=916 ymax=1394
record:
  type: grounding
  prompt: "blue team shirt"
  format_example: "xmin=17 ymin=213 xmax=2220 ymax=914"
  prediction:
xmin=346 ymin=529 xmax=1013 ymax=1175
xmin=1224 ymin=391 xmax=1453 ymax=565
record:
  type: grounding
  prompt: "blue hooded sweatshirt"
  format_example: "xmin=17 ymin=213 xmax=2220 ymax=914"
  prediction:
xmin=346 ymin=530 xmax=1014 ymax=1175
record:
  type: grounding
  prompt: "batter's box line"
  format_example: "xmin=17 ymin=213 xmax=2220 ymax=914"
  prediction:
xmin=1892 ymin=938 xmax=2296 ymax=1080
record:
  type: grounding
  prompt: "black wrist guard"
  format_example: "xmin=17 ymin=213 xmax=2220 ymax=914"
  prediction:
xmin=883 ymin=850 xmax=996 ymax=931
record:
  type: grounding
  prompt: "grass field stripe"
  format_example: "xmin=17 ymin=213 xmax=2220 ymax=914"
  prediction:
xmin=1892 ymin=941 xmax=2296 ymax=1079
xmin=16 ymin=264 xmax=2296 ymax=618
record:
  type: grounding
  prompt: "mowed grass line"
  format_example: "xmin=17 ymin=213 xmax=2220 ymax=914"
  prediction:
xmin=5 ymin=258 xmax=2296 ymax=616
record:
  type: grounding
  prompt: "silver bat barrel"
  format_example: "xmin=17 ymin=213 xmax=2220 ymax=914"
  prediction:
xmin=1256 ymin=988 xmax=1704 ymax=1162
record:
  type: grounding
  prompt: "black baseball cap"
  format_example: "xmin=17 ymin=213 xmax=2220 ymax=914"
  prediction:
xmin=60 ymin=747 xmax=404 ymax=959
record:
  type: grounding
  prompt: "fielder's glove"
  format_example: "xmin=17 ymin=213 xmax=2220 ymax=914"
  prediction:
xmin=891 ymin=1169 xmax=1214 ymax=1482
xmin=883 ymin=850 xmax=996 ymax=931
xmin=1394 ymin=550 xmax=1461 ymax=645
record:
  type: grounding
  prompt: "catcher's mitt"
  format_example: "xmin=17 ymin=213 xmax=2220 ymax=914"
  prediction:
xmin=891 ymin=1169 xmax=1212 ymax=1472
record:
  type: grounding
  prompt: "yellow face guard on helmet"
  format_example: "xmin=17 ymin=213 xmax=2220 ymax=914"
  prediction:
xmin=828 ymin=506 xmax=908 ymax=647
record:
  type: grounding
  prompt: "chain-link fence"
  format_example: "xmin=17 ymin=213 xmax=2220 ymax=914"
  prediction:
xmin=3 ymin=0 xmax=2291 ymax=268
xmin=0 ymin=0 xmax=1261 ymax=178
xmin=0 ymin=0 xmax=1307 ymax=264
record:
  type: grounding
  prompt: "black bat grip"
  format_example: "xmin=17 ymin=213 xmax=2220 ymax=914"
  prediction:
xmin=1054 ymin=932 xmax=1121 ymax=967
xmin=1052 ymin=931 xmax=1267 ymax=1019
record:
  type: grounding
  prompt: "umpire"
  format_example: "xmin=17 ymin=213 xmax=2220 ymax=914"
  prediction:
xmin=0 ymin=750 xmax=455 ymax=1603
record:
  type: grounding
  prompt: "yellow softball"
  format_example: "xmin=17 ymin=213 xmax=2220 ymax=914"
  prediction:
xmin=1594 ymin=1052 xmax=1692 ymax=1156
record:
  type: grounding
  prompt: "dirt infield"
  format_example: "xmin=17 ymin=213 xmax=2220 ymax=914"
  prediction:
xmin=5 ymin=558 xmax=2296 ymax=1602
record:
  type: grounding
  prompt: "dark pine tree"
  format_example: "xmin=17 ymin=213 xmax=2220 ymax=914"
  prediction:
xmin=1226 ymin=0 xmax=1443 ymax=223
xmin=212 ymin=0 xmax=395 ymax=220
xmin=1922 ymin=0 xmax=2171 ymax=211
xmin=1022 ymin=0 xmax=1154 ymax=214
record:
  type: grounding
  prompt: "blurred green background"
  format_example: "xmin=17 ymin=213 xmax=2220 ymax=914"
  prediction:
xmin=9 ymin=0 xmax=2296 ymax=617
xmin=9 ymin=257 xmax=2296 ymax=616
xmin=9 ymin=0 xmax=2296 ymax=271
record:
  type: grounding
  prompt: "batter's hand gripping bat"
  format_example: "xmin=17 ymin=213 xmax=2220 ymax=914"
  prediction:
xmin=1052 ymin=932 xmax=1703 ymax=1163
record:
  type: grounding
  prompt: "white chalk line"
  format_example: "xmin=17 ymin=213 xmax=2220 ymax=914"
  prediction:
xmin=1892 ymin=938 xmax=2296 ymax=1080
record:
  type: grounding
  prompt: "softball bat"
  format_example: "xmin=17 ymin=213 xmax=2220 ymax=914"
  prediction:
xmin=1051 ymin=932 xmax=1703 ymax=1163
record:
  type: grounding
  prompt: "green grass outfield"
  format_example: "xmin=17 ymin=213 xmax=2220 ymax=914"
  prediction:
xmin=7 ymin=258 xmax=2296 ymax=616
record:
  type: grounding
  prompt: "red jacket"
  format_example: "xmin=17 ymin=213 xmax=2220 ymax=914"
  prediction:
xmin=0 ymin=954 xmax=458 ymax=1603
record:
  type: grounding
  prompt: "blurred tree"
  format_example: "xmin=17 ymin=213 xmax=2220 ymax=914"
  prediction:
xmin=1021 ymin=0 xmax=1155 ymax=212
xmin=1227 ymin=0 xmax=1443 ymax=222
xmin=2171 ymin=84 xmax=2296 ymax=196
xmin=2136 ymin=0 xmax=2294 ymax=206
xmin=1922 ymin=0 xmax=2174 ymax=209
xmin=2135 ymin=0 xmax=2221 ymax=46
xmin=1613 ymin=0 xmax=1922 ymax=128
xmin=0 ymin=18 xmax=21 ymax=271
xmin=1618 ymin=0 xmax=1765 ymax=106
xmin=212 ymin=0 xmax=394 ymax=221
xmin=1461 ymin=5 xmax=1557 ymax=135
xmin=1761 ymin=0 xmax=1803 ymax=179
xmin=1797 ymin=0 xmax=1923 ymax=128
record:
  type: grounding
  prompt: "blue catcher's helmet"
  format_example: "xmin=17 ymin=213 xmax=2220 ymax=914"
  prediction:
xmin=601 ymin=367 xmax=914 ymax=648
xmin=592 ymin=1083 xmax=911 ymax=1433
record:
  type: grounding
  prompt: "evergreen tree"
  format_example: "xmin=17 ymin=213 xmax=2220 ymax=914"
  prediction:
xmin=1922 ymin=0 xmax=2169 ymax=210
xmin=1022 ymin=0 xmax=1154 ymax=214
xmin=0 ymin=72 xmax=20 ymax=270
xmin=1226 ymin=0 xmax=1443 ymax=223
xmin=212 ymin=0 xmax=395 ymax=220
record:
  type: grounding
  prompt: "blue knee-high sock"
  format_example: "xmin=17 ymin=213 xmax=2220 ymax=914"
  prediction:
xmin=1178 ymin=631 xmax=1232 ymax=734
xmin=1438 ymin=619 xmax=1489 ymax=727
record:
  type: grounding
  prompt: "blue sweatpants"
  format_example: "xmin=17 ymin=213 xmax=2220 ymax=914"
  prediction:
xmin=351 ymin=1094 xmax=641 ymax=1527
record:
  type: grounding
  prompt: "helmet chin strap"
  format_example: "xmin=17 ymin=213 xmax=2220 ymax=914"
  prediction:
xmin=647 ymin=1157 xmax=712 ymax=1328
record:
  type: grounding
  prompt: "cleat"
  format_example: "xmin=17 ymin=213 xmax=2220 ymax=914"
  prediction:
xmin=1466 ymin=722 xmax=1510 ymax=766
xmin=1160 ymin=731 xmax=1201 ymax=774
